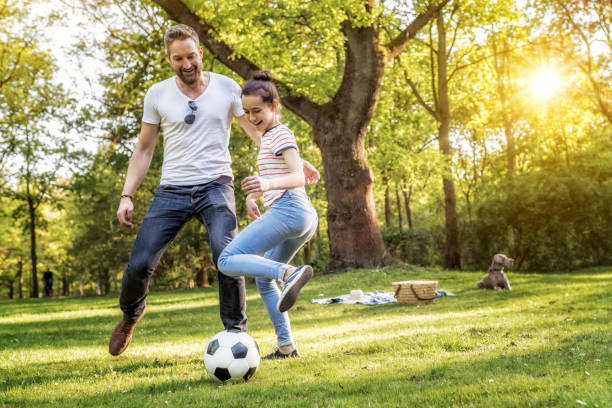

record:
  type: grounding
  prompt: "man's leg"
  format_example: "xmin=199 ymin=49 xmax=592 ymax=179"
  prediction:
xmin=111 ymin=186 xmax=191 ymax=355
xmin=196 ymin=177 xmax=247 ymax=332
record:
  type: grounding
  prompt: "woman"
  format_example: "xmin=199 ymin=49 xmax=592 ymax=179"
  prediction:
xmin=217 ymin=70 xmax=318 ymax=359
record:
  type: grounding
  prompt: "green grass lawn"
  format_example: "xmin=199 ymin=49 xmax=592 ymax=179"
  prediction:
xmin=1 ymin=267 xmax=611 ymax=407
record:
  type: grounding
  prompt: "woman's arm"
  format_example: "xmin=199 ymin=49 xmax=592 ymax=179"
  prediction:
xmin=241 ymin=148 xmax=305 ymax=195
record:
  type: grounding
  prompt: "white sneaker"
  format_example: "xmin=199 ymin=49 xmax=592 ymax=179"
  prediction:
xmin=277 ymin=265 xmax=313 ymax=312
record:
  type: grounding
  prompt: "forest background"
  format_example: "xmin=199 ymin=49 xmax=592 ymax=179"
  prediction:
xmin=0 ymin=0 xmax=610 ymax=299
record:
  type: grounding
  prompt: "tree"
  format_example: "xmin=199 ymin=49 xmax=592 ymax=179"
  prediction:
xmin=398 ymin=0 xmax=513 ymax=268
xmin=146 ymin=0 xmax=449 ymax=268
xmin=0 ymin=0 xmax=75 ymax=297
xmin=532 ymin=0 xmax=612 ymax=125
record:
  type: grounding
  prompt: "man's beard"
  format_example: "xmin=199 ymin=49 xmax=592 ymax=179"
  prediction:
xmin=176 ymin=66 xmax=200 ymax=85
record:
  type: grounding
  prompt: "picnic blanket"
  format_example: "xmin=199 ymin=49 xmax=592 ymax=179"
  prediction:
xmin=310 ymin=290 xmax=456 ymax=306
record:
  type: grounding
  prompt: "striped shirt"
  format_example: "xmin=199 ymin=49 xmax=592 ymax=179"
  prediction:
xmin=258 ymin=124 xmax=305 ymax=207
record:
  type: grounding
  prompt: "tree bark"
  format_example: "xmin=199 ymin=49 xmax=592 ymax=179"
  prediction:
xmin=384 ymin=183 xmax=391 ymax=228
xmin=436 ymin=12 xmax=461 ymax=269
xmin=395 ymin=184 xmax=403 ymax=231
xmin=403 ymin=184 xmax=413 ymax=229
xmin=62 ymin=276 xmax=69 ymax=296
xmin=304 ymin=239 xmax=312 ymax=263
xmin=315 ymin=118 xmax=385 ymax=267
xmin=27 ymin=188 xmax=38 ymax=298
xmin=17 ymin=258 xmax=23 ymax=299
xmin=197 ymin=252 xmax=212 ymax=287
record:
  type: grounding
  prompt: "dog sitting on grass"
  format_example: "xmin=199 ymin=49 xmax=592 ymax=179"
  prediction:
xmin=477 ymin=254 xmax=514 ymax=291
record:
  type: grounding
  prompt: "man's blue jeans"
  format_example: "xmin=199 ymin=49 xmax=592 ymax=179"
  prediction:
xmin=218 ymin=190 xmax=318 ymax=345
xmin=119 ymin=176 xmax=247 ymax=331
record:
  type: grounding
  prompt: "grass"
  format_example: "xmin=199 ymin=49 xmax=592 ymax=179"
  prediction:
xmin=1 ymin=266 xmax=611 ymax=407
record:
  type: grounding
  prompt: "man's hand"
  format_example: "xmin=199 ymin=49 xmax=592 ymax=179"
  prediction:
xmin=241 ymin=175 xmax=271 ymax=195
xmin=246 ymin=195 xmax=261 ymax=219
xmin=117 ymin=197 xmax=135 ymax=229
xmin=302 ymin=159 xmax=320 ymax=185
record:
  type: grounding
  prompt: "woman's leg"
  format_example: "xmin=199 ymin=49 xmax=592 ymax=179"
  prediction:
xmin=217 ymin=195 xmax=314 ymax=280
xmin=217 ymin=208 xmax=292 ymax=281
xmin=257 ymin=209 xmax=318 ymax=349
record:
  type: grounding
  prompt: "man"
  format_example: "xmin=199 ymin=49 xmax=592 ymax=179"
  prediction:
xmin=109 ymin=24 xmax=319 ymax=356
xmin=42 ymin=270 xmax=53 ymax=297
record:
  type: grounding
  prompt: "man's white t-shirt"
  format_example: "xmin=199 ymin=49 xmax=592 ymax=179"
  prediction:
xmin=142 ymin=72 xmax=245 ymax=185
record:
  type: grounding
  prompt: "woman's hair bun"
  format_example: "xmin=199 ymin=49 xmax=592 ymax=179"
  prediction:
xmin=251 ymin=70 xmax=273 ymax=82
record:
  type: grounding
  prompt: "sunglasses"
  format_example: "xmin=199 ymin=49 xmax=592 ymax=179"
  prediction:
xmin=184 ymin=101 xmax=198 ymax=124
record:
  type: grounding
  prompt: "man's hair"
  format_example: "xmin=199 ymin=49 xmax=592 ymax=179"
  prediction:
xmin=164 ymin=24 xmax=199 ymax=54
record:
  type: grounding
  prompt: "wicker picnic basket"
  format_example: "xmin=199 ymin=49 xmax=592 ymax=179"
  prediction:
xmin=392 ymin=280 xmax=438 ymax=305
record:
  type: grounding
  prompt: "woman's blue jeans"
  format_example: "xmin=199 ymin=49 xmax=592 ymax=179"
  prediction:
xmin=119 ymin=176 xmax=247 ymax=332
xmin=217 ymin=190 xmax=318 ymax=346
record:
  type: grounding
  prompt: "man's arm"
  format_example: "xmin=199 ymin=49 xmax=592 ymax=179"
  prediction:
xmin=116 ymin=122 xmax=160 ymax=228
xmin=236 ymin=115 xmax=261 ymax=146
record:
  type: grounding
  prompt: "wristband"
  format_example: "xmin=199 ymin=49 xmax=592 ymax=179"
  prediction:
xmin=120 ymin=194 xmax=133 ymax=200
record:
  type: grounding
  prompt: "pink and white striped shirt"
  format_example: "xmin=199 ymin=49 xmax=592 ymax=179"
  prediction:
xmin=258 ymin=124 xmax=305 ymax=207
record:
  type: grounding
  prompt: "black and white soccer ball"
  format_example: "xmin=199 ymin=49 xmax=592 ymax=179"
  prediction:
xmin=204 ymin=330 xmax=260 ymax=383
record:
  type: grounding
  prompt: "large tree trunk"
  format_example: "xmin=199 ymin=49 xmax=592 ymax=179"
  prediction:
xmin=314 ymin=119 xmax=385 ymax=268
xmin=437 ymin=12 xmax=461 ymax=269
xmin=312 ymin=22 xmax=387 ymax=268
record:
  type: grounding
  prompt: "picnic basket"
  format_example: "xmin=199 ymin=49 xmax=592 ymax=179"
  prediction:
xmin=392 ymin=280 xmax=438 ymax=305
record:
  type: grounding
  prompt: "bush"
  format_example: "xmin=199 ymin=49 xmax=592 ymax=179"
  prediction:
xmin=382 ymin=227 xmax=443 ymax=266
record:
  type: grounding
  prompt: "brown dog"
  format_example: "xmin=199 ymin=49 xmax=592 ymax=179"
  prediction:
xmin=477 ymin=254 xmax=514 ymax=291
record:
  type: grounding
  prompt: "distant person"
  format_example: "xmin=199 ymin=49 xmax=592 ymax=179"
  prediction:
xmin=43 ymin=270 xmax=53 ymax=297
xmin=109 ymin=24 xmax=319 ymax=356
xmin=217 ymin=71 xmax=318 ymax=359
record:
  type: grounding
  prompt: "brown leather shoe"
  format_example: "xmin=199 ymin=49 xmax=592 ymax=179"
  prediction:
xmin=109 ymin=316 xmax=142 ymax=356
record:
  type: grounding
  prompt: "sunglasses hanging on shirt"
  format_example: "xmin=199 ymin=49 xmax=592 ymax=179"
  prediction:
xmin=184 ymin=100 xmax=198 ymax=124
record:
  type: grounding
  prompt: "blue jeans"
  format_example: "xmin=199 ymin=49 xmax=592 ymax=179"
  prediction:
xmin=119 ymin=176 xmax=247 ymax=331
xmin=218 ymin=189 xmax=318 ymax=346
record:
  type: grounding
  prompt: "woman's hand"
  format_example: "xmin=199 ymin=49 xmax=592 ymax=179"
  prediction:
xmin=246 ymin=194 xmax=261 ymax=219
xmin=302 ymin=159 xmax=320 ymax=185
xmin=241 ymin=176 xmax=271 ymax=195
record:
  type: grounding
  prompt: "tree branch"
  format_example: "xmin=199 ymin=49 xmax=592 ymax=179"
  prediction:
xmin=383 ymin=0 xmax=450 ymax=61
xmin=398 ymin=56 xmax=439 ymax=121
xmin=152 ymin=0 xmax=320 ymax=125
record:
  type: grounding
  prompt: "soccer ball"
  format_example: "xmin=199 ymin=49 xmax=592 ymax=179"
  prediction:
xmin=204 ymin=330 xmax=260 ymax=383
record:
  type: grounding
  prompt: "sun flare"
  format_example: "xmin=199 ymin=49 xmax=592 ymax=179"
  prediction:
xmin=529 ymin=66 xmax=563 ymax=100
